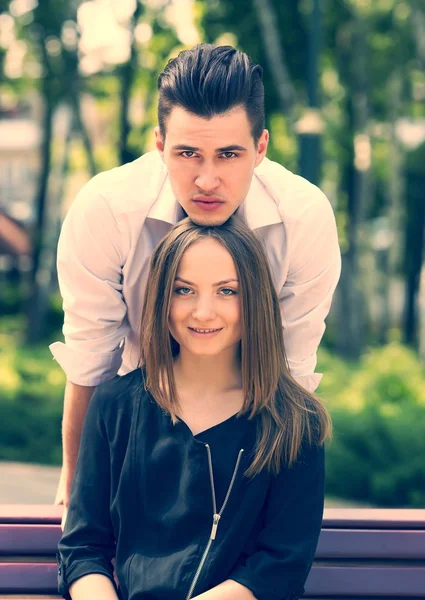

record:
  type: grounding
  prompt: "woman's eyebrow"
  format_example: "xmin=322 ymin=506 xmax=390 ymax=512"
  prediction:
xmin=175 ymin=277 xmax=239 ymax=286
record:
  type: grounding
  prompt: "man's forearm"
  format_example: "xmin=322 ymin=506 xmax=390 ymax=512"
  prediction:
xmin=70 ymin=573 xmax=118 ymax=600
xmin=62 ymin=381 xmax=95 ymax=494
xmin=193 ymin=580 xmax=256 ymax=600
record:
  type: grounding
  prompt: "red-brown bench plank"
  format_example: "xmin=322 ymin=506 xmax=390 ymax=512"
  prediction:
xmin=0 ymin=508 xmax=62 ymax=526
xmin=2 ymin=562 xmax=425 ymax=597
xmin=305 ymin=564 xmax=425 ymax=597
xmin=2 ymin=505 xmax=425 ymax=529
xmin=323 ymin=508 xmax=425 ymax=529
xmin=2 ymin=524 xmax=425 ymax=561
xmin=0 ymin=564 xmax=57 ymax=594
xmin=0 ymin=527 xmax=61 ymax=556
xmin=315 ymin=528 xmax=425 ymax=559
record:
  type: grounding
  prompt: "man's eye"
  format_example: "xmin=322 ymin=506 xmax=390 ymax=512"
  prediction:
xmin=175 ymin=287 xmax=192 ymax=295
xmin=180 ymin=151 xmax=196 ymax=158
xmin=220 ymin=152 xmax=238 ymax=159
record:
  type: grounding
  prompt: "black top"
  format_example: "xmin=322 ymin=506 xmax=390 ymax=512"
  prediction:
xmin=57 ymin=369 xmax=325 ymax=600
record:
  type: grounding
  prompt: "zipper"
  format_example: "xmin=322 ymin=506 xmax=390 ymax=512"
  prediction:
xmin=186 ymin=445 xmax=244 ymax=600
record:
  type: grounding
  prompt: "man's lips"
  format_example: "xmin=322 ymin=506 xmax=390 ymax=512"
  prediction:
xmin=193 ymin=196 xmax=224 ymax=203
xmin=192 ymin=196 xmax=225 ymax=211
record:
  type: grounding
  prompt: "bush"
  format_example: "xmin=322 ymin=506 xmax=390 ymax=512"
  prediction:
xmin=0 ymin=319 xmax=65 ymax=465
xmin=1 ymin=321 xmax=425 ymax=508
xmin=318 ymin=344 xmax=425 ymax=507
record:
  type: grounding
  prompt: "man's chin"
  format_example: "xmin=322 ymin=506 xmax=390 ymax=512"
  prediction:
xmin=184 ymin=207 xmax=236 ymax=227
xmin=189 ymin=215 xmax=229 ymax=226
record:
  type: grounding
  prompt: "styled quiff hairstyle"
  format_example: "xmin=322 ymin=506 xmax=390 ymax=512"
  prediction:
xmin=157 ymin=43 xmax=265 ymax=145
xmin=140 ymin=217 xmax=331 ymax=477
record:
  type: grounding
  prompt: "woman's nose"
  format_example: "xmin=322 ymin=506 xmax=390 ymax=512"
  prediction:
xmin=192 ymin=297 xmax=216 ymax=321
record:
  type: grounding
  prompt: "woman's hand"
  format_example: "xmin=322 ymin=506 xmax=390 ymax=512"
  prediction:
xmin=193 ymin=580 xmax=256 ymax=600
xmin=69 ymin=574 xmax=119 ymax=600
xmin=54 ymin=467 xmax=72 ymax=530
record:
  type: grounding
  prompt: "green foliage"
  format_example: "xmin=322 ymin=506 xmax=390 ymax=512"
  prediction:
xmin=1 ymin=328 xmax=424 ymax=510
xmin=318 ymin=344 xmax=425 ymax=507
xmin=0 ymin=317 xmax=65 ymax=465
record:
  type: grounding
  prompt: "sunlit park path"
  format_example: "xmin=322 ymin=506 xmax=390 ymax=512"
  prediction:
xmin=0 ymin=461 xmax=371 ymax=507
xmin=0 ymin=461 xmax=61 ymax=504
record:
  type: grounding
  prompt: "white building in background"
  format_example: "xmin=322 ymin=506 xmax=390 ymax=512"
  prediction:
xmin=0 ymin=119 xmax=40 ymax=270
xmin=0 ymin=118 xmax=41 ymax=225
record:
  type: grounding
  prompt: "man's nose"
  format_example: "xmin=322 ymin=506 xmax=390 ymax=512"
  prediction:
xmin=195 ymin=164 xmax=220 ymax=191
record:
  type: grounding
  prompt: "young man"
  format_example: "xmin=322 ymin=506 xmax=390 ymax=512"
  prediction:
xmin=50 ymin=43 xmax=341 ymax=508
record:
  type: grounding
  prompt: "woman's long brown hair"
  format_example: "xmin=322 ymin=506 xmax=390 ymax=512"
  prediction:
xmin=139 ymin=216 xmax=331 ymax=477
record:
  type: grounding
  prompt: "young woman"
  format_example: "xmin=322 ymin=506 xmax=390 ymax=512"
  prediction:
xmin=57 ymin=217 xmax=331 ymax=600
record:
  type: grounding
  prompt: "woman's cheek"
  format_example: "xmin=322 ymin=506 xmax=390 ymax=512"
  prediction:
xmin=169 ymin=301 xmax=186 ymax=330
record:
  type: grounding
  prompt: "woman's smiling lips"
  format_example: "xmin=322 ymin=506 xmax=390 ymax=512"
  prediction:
xmin=188 ymin=327 xmax=223 ymax=337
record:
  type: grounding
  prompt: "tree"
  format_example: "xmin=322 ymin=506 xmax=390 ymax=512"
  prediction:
xmin=17 ymin=0 xmax=97 ymax=343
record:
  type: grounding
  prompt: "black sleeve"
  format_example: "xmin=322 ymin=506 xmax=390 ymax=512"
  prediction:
xmin=229 ymin=442 xmax=325 ymax=600
xmin=57 ymin=386 xmax=117 ymax=599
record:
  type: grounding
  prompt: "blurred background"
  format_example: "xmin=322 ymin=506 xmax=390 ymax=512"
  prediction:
xmin=0 ymin=0 xmax=424 ymax=507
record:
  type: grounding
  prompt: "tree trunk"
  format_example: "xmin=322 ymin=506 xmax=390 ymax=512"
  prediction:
xmin=252 ymin=0 xmax=297 ymax=123
xmin=402 ymin=157 xmax=425 ymax=348
xmin=335 ymin=13 xmax=371 ymax=359
xmin=119 ymin=1 xmax=144 ymax=165
xmin=25 ymin=45 xmax=56 ymax=343
xmin=70 ymin=88 xmax=97 ymax=177
xmin=297 ymin=0 xmax=323 ymax=185
xmin=377 ymin=72 xmax=404 ymax=344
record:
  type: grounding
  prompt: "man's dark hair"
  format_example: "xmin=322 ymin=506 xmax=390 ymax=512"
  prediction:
xmin=157 ymin=44 xmax=265 ymax=145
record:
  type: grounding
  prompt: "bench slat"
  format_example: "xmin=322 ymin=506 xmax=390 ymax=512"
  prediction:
xmin=0 ymin=564 xmax=57 ymax=594
xmin=2 ymin=562 xmax=425 ymax=597
xmin=0 ymin=509 xmax=62 ymax=527
xmin=0 ymin=527 xmax=60 ymax=556
xmin=2 ymin=506 xmax=425 ymax=529
xmin=305 ymin=565 xmax=425 ymax=597
xmin=0 ymin=596 xmax=60 ymax=599
xmin=316 ymin=528 xmax=425 ymax=559
xmin=2 ymin=524 xmax=425 ymax=561
xmin=322 ymin=508 xmax=425 ymax=530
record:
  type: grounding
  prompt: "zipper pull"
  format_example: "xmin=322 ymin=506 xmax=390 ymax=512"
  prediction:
xmin=210 ymin=513 xmax=221 ymax=541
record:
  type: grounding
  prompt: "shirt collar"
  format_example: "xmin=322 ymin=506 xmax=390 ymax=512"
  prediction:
xmin=147 ymin=176 xmax=185 ymax=225
xmin=147 ymin=162 xmax=282 ymax=230
xmin=235 ymin=170 xmax=282 ymax=230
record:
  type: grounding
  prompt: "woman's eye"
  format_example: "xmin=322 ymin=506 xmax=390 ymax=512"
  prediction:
xmin=220 ymin=288 xmax=237 ymax=296
xmin=175 ymin=287 xmax=192 ymax=295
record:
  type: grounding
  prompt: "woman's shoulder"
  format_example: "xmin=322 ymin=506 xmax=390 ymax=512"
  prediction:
xmin=95 ymin=368 xmax=147 ymax=421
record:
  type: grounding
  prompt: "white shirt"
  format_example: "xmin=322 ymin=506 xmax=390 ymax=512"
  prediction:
xmin=50 ymin=151 xmax=341 ymax=392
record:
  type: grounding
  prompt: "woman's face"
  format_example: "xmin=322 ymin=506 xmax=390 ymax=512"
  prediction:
xmin=169 ymin=237 xmax=242 ymax=359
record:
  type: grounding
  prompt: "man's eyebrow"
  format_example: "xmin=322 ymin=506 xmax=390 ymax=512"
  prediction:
xmin=171 ymin=145 xmax=200 ymax=151
xmin=171 ymin=144 xmax=248 ymax=152
xmin=216 ymin=145 xmax=248 ymax=152
xmin=175 ymin=277 xmax=239 ymax=286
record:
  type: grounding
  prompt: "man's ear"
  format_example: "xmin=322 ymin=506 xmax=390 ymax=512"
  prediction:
xmin=155 ymin=126 xmax=165 ymax=160
xmin=255 ymin=129 xmax=269 ymax=167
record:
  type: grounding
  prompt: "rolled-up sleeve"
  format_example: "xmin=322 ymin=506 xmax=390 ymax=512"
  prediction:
xmin=50 ymin=178 xmax=130 ymax=386
xmin=57 ymin=386 xmax=117 ymax=599
xmin=229 ymin=442 xmax=325 ymax=600
xmin=281 ymin=190 xmax=341 ymax=393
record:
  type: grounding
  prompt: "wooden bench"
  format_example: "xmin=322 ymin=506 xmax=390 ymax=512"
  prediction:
xmin=1 ymin=506 xmax=425 ymax=599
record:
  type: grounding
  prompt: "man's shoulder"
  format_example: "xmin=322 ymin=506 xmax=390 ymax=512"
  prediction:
xmin=255 ymin=157 xmax=333 ymax=223
xmin=76 ymin=151 xmax=167 ymax=217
